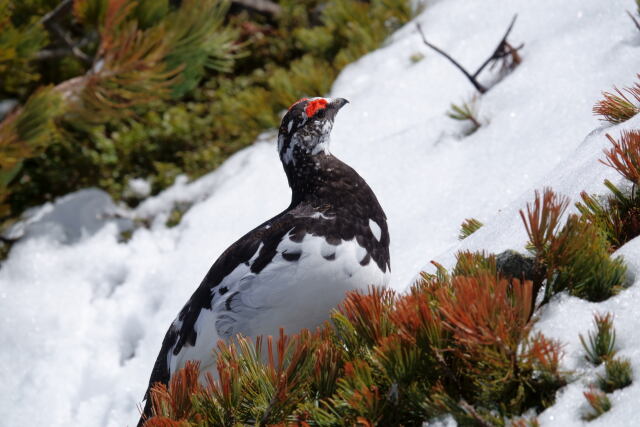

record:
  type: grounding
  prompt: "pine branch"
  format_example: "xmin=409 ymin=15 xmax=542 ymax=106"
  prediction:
xmin=600 ymin=131 xmax=640 ymax=185
xmin=583 ymin=387 xmax=611 ymax=421
xmin=519 ymin=188 xmax=569 ymax=256
xmin=0 ymin=0 xmax=237 ymax=219
xmin=458 ymin=218 xmax=484 ymax=240
xmin=598 ymin=358 xmax=633 ymax=393
xmin=415 ymin=14 xmax=521 ymax=94
xmin=593 ymin=85 xmax=640 ymax=123
xmin=580 ymin=313 xmax=617 ymax=365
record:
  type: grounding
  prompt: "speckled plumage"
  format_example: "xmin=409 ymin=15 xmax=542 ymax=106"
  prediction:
xmin=138 ymin=97 xmax=390 ymax=425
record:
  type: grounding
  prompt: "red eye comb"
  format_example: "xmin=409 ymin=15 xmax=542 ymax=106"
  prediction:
xmin=305 ymin=98 xmax=328 ymax=117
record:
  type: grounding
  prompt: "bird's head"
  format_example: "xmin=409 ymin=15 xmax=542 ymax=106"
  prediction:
xmin=277 ymin=97 xmax=349 ymax=166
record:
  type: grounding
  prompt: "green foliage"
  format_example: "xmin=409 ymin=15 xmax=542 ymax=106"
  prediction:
xmin=219 ymin=331 xmax=317 ymax=425
xmin=0 ymin=0 xmax=239 ymax=225
xmin=520 ymin=188 xmax=626 ymax=304
xmin=520 ymin=188 xmax=569 ymax=258
xmin=582 ymin=388 xmax=611 ymax=421
xmin=598 ymin=357 xmax=633 ymax=393
xmin=145 ymin=331 xmax=318 ymax=426
xmin=0 ymin=0 xmax=49 ymax=98
xmin=165 ymin=202 xmax=192 ymax=228
xmin=163 ymin=0 xmax=237 ymax=97
xmin=593 ymin=79 xmax=640 ymax=124
xmin=580 ymin=313 xmax=617 ymax=366
xmin=577 ymin=131 xmax=640 ymax=251
xmin=447 ymin=96 xmax=481 ymax=134
xmin=134 ymin=0 xmax=169 ymax=29
xmin=410 ymin=52 xmax=425 ymax=63
xmin=452 ymin=250 xmax=496 ymax=277
xmin=602 ymin=129 xmax=640 ymax=185
xmin=549 ymin=215 xmax=626 ymax=302
xmin=458 ymin=217 xmax=484 ymax=240
xmin=0 ymin=0 xmax=415 ymax=232
xmin=0 ymin=86 xmax=63 ymax=218
xmin=73 ymin=0 xmax=109 ymax=29
xmin=267 ymin=54 xmax=338 ymax=109
xmin=0 ymin=86 xmax=63 ymax=168
xmin=143 ymin=264 xmax=567 ymax=426
xmin=577 ymin=187 xmax=630 ymax=251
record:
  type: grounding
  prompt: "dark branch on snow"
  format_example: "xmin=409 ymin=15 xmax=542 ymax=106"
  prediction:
xmin=416 ymin=14 xmax=522 ymax=94
xmin=628 ymin=10 xmax=640 ymax=32
xmin=415 ymin=22 xmax=485 ymax=93
xmin=472 ymin=15 xmax=522 ymax=77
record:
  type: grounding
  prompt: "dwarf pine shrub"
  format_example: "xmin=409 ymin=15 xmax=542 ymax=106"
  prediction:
xmin=578 ymin=130 xmax=640 ymax=250
xmin=551 ymin=216 xmax=626 ymax=302
xmin=0 ymin=0 xmax=239 ymax=225
xmin=0 ymin=0 xmax=415 ymax=230
xmin=143 ymin=264 xmax=567 ymax=426
xmin=520 ymin=188 xmax=626 ymax=304
xmin=601 ymin=131 xmax=640 ymax=185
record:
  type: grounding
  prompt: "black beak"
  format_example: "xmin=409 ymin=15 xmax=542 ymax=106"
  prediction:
xmin=327 ymin=98 xmax=349 ymax=119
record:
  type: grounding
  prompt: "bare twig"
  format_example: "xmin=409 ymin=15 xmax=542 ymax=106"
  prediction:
xmin=51 ymin=25 xmax=92 ymax=64
xmin=39 ymin=0 xmax=73 ymax=27
xmin=459 ymin=399 xmax=493 ymax=427
xmin=472 ymin=15 xmax=519 ymax=78
xmin=35 ymin=47 xmax=75 ymax=61
xmin=232 ymin=0 xmax=281 ymax=16
xmin=416 ymin=22 xmax=486 ymax=93
xmin=628 ymin=10 xmax=640 ymax=32
xmin=35 ymin=36 xmax=94 ymax=63
xmin=39 ymin=0 xmax=93 ymax=64
xmin=416 ymin=14 xmax=522 ymax=94
xmin=490 ymin=41 xmax=523 ymax=73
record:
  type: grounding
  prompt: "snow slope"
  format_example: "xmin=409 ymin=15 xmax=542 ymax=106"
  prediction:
xmin=1 ymin=1 xmax=639 ymax=425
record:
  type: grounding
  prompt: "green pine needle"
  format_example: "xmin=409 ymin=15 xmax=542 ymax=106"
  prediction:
xmin=598 ymin=358 xmax=633 ymax=393
xmin=580 ymin=313 xmax=617 ymax=366
xmin=447 ymin=97 xmax=481 ymax=133
xmin=582 ymin=388 xmax=612 ymax=421
xmin=458 ymin=217 xmax=484 ymax=240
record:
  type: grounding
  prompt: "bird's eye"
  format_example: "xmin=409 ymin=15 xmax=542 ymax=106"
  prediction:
xmin=315 ymin=109 xmax=326 ymax=118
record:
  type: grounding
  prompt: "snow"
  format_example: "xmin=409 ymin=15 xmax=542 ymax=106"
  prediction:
xmin=2 ymin=188 xmax=132 ymax=242
xmin=1 ymin=1 xmax=639 ymax=426
xmin=125 ymin=178 xmax=152 ymax=199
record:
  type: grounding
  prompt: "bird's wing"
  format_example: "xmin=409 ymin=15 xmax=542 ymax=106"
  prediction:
xmin=142 ymin=209 xmax=304 ymax=400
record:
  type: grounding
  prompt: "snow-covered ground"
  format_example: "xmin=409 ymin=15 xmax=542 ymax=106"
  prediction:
xmin=1 ymin=1 xmax=639 ymax=425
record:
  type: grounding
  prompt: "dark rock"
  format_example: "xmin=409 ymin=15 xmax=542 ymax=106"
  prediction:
xmin=496 ymin=249 xmax=537 ymax=281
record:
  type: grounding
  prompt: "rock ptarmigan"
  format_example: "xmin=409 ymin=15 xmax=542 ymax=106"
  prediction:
xmin=138 ymin=97 xmax=390 ymax=424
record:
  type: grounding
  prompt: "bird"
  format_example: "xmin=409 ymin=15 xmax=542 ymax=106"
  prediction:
xmin=137 ymin=97 xmax=390 ymax=424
